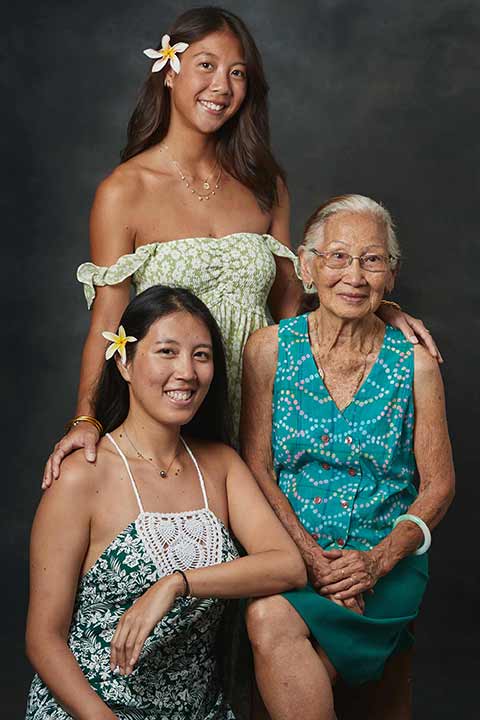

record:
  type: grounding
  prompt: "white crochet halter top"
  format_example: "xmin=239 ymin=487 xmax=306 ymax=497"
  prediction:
xmin=106 ymin=433 xmax=224 ymax=577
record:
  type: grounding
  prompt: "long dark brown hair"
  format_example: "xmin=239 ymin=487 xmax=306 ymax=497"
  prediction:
xmin=93 ymin=285 xmax=232 ymax=445
xmin=121 ymin=6 xmax=285 ymax=212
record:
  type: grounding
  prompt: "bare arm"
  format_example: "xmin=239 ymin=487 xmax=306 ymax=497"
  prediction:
xmin=239 ymin=328 xmax=343 ymax=585
xmin=110 ymin=446 xmax=307 ymax=675
xmin=322 ymin=345 xmax=455 ymax=598
xmin=76 ymin=175 xmax=137 ymax=414
xmin=239 ymin=328 xmax=366 ymax=614
xmin=267 ymin=179 xmax=304 ymax=321
xmin=43 ymin=174 xmax=136 ymax=486
xmin=185 ymin=448 xmax=307 ymax=596
xmin=26 ymin=458 xmax=117 ymax=720
xmin=240 ymin=328 xmax=318 ymax=562
xmin=372 ymin=345 xmax=455 ymax=570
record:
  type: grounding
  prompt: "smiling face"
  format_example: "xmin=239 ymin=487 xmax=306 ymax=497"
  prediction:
xmin=300 ymin=211 xmax=395 ymax=320
xmin=117 ymin=311 xmax=214 ymax=428
xmin=166 ymin=29 xmax=248 ymax=134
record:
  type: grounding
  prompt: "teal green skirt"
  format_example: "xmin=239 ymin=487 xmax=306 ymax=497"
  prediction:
xmin=282 ymin=553 xmax=429 ymax=686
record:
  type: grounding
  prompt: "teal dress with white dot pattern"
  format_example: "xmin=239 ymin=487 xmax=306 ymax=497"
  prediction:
xmin=273 ymin=314 xmax=428 ymax=686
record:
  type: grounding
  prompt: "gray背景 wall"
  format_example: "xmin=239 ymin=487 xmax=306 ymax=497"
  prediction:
xmin=3 ymin=0 xmax=479 ymax=717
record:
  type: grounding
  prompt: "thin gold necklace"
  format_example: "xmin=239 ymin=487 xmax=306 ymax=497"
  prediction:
xmin=311 ymin=314 xmax=377 ymax=398
xmin=122 ymin=424 xmax=181 ymax=479
xmin=161 ymin=145 xmax=222 ymax=201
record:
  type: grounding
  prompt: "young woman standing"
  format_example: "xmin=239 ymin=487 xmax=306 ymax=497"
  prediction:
xmin=43 ymin=6 xmax=437 ymax=483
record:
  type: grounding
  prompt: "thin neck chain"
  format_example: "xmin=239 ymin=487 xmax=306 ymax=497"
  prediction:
xmin=121 ymin=424 xmax=181 ymax=479
xmin=161 ymin=144 xmax=222 ymax=201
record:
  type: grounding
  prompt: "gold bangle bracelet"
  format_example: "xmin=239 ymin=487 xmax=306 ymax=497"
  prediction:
xmin=65 ymin=415 xmax=103 ymax=435
xmin=381 ymin=299 xmax=402 ymax=312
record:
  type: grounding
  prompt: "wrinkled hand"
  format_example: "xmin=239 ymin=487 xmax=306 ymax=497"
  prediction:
xmin=377 ymin=305 xmax=443 ymax=363
xmin=110 ymin=576 xmax=180 ymax=676
xmin=327 ymin=592 xmax=365 ymax=615
xmin=42 ymin=422 xmax=100 ymax=489
xmin=308 ymin=547 xmax=365 ymax=614
xmin=319 ymin=549 xmax=383 ymax=600
xmin=307 ymin=546 xmax=343 ymax=592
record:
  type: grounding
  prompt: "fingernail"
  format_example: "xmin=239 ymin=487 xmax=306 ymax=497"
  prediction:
xmin=87 ymin=453 xmax=95 ymax=462
xmin=409 ymin=336 xmax=418 ymax=344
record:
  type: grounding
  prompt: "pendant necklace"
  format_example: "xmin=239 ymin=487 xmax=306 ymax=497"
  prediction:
xmin=160 ymin=144 xmax=222 ymax=201
xmin=122 ymin=424 xmax=181 ymax=478
xmin=173 ymin=159 xmax=222 ymax=200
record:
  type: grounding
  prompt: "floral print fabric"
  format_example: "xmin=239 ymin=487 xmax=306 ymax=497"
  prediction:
xmin=77 ymin=233 xmax=301 ymax=436
xmin=26 ymin=521 xmax=238 ymax=719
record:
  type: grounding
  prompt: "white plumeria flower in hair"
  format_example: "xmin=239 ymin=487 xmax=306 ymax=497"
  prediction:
xmin=143 ymin=34 xmax=189 ymax=74
xmin=102 ymin=325 xmax=137 ymax=365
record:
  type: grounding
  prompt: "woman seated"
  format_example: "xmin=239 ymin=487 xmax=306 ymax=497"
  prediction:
xmin=25 ymin=285 xmax=306 ymax=720
xmin=241 ymin=194 xmax=455 ymax=720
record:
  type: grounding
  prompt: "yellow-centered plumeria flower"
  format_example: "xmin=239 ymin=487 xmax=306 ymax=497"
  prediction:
xmin=102 ymin=326 xmax=137 ymax=364
xmin=143 ymin=35 xmax=189 ymax=74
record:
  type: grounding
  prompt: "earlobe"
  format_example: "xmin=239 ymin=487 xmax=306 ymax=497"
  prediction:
xmin=115 ymin=357 xmax=132 ymax=383
xmin=386 ymin=270 xmax=396 ymax=293
xmin=297 ymin=247 xmax=312 ymax=286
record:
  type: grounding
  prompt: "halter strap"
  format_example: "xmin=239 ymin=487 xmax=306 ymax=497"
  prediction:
xmin=106 ymin=433 xmax=209 ymax=512
xmin=106 ymin=433 xmax=145 ymax=514
xmin=181 ymin=437 xmax=209 ymax=510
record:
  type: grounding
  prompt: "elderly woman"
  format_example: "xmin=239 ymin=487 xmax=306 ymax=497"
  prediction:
xmin=240 ymin=194 xmax=455 ymax=720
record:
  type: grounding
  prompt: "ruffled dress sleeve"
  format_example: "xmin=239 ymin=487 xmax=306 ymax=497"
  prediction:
xmin=262 ymin=234 xmax=316 ymax=293
xmin=76 ymin=244 xmax=156 ymax=309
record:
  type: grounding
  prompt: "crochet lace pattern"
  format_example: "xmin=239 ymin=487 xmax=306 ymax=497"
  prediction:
xmin=106 ymin=433 xmax=224 ymax=581
xmin=136 ymin=508 xmax=224 ymax=576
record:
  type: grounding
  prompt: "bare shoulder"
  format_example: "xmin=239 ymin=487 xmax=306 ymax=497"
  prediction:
xmin=42 ymin=449 xmax=100 ymax=507
xmin=185 ymin=438 xmax=244 ymax=492
xmin=93 ymin=163 xmax=144 ymax=211
xmin=245 ymin=325 xmax=278 ymax=357
xmin=413 ymin=345 xmax=445 ymax=409
xmin=186 ymin=438 xmax=237 ymax=470
xmin=244 ymin=325 xmax=279 ymax=377
xmin=413 ymin=344 xmax=442 ymax=379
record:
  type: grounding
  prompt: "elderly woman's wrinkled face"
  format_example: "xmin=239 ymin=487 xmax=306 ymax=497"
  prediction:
xmin=301 ymin=212 xmax=395 ymax=320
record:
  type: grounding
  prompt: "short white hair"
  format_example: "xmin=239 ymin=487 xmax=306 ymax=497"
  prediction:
xmin=302 ymin=194 xmax=401 ymax=269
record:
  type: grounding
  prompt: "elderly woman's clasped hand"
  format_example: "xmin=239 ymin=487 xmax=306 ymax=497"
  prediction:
xmin=307 ymin=546 xmax=367 ymax=614
xmin=319 ymin=548 xmax=384 ymax=600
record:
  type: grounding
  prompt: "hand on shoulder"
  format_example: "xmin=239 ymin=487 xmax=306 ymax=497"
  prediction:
xmin=45 ymin=448 xmax=100 ymax=499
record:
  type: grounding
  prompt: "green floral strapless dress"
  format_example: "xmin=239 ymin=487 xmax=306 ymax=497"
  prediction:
xmin=26 ymin=436 xmax=239 ymax=719
xmin=77 ymin=233 xmax=300 ymax=437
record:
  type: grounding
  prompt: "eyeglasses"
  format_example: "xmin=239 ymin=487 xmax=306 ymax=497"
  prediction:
xmin=310 ymin=249 xmax=393 ymax=273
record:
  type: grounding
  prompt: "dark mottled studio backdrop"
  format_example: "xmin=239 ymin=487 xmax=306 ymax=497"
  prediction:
xmin=3 ymin=0 xmax=479 ymax=716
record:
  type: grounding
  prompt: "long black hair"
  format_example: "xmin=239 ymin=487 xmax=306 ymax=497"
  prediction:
xmin=121 ymin=6 xmax=285 ymax=211
xmin=93 ymin=286 xmax=232 ymax=445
